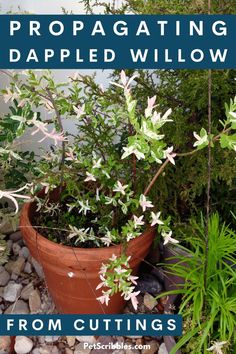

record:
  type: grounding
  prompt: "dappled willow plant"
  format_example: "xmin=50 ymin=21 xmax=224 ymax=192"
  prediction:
xmin=74 ymin=68 xmax=236 ymax=224
xmin=0 ymin=69 xmax=177 ymax=308
xmin=1 ymin=68 xmax=236 ymax=310
xmin=0 ymin=98 xmax=37 ymax=189
xmin=0 ymin=87 xmax=37 ymax=264
xmin=78 ymin=0 xmax=236 ymax=224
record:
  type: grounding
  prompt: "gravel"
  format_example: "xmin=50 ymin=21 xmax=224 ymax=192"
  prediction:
xmin=1 ymin=229 xmax=167 ymax=354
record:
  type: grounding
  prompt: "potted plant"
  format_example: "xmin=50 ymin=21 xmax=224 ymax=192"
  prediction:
xmin=0 ymin=97 xmax=37 ymax=265
xmin=158 ymin=213 xmax=236 ymax=354
xmin=1 ymin=69 xmax=176 ymax=314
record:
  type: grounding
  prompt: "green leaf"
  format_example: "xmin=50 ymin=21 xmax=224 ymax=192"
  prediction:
xmin=169 ymin=326 xmax=202 ymax=354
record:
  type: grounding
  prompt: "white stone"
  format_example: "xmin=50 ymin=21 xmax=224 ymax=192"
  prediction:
xmin=44 ymin=336 xmax=60 ymax=343
xmin=39 ymin=348 xmax=51 ymax=354
xmin=158 ymin=343 xmax=168 ymax=354
xmin=14 ymin=336 xmax=33 ymax=354
xmin=125 ymin=349 xmax=140 ymax=354
xmin=0 ymin=220 xmax=19 ymax=235
xmin=11 ymin=257 xmax=25 ymax=275
xmin=3 ymin=282 xmax=22 ymax=302
xmin=19 ymin=247 xmax=30 ymax=259
xmin=142 ymin=340 xmax=159 ymax=354
xmin=24 ymin=262 xmax=32 ymax=274
xmin=9 ymin=231 xmax=22 ymax=241
xmin=66 ymin=336 xmax=76 ymax=347
xmin=39 ymin=346 xmax=59 ymax=354
xmin=31 ymin=258 xmax=44 ymax=278
xmin=32 ymin=349 xmax=41 ymax=354
xmin=65 ymin=349 xmax=74 ymax=354
xmin=12 ymin=243 xmax=21 ymax=256
xmin=29 ymin=289 xmax=41 ymax=313
xmin=21 ymin=282 xmax=34 ymax=300
xmin=51 ymin=346 xmax=60 ymax=354
xmin=143 ymin=293 xmax=158 ymax=310
xmin=74 ymin=342 xmax=91 ymax=354
xmin=0 ymin=267 xmax=10 ymax=286
xmin=4 ymin=300 xmax=29 ymax=314
xmin=0 ymin=287 xmax=3 ymax=296
xmin=11 ymin=273 xmax=18 ymax=281
xmin=76 ymin=336 xmax=96 ymax=344
xmin=38 ymin=337 xmax=45 ymax=344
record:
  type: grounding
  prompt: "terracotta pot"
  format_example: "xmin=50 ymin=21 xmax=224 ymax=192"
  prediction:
xmin=20 ymin=199 xmax=155 ymax=314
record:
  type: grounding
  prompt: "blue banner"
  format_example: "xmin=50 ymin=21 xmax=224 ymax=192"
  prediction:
xmin=0 ymin=15 xmax=234 ymax=69
xmin=0 ymin=314 xmax=182 ymax=336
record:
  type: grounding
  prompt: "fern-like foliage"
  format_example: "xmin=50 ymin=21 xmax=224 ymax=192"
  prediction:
xmin=159 ymin=213 xmax=236 ymax=353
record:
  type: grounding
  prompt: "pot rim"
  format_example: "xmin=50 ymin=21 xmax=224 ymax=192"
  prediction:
xmin=20 ymin=200 xmax=155 ymax=253
xmin=165 ymin=243 xmax=192 ymax=258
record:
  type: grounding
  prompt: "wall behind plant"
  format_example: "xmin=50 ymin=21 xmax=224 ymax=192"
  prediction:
xmin=0 ymin=0 xmax=112 ymax=153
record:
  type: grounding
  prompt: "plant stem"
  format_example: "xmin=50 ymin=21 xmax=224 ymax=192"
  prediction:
xmin=203 ymin=9 xmax=212 ymax=311
xmin=144 ymin=158 xmax=169 ymax=196
xmin=204 ymin=69 xmax=212 ymax=293
xmin=176 ymin=149 xmax=198 ymax=157
xmin=214 ymin=127 xmax=231 ymax=140
xmin=0 ymin=70 xmax=14 ymax=80
xmin=128 ymin=123 xmax=137 ymax=191
xmin=46 ymin=88 xmax=66 ymax=188
xmin=132 ymin=155 xmax=137 ymax=191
